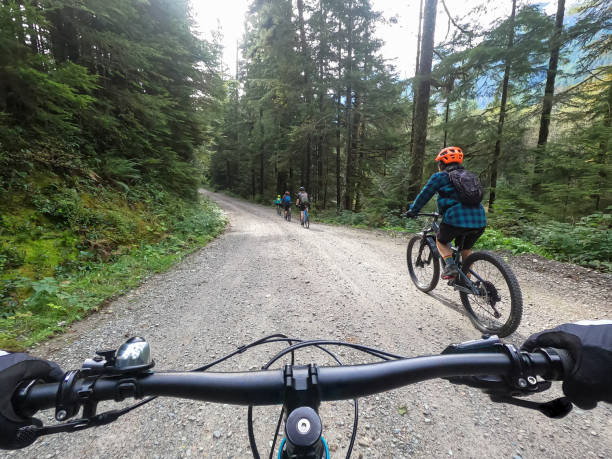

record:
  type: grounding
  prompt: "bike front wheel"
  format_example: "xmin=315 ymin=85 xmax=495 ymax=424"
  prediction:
xmin=406 ymin=235 xmax=440 ymax=292
xmin=459 ymin=251 xmax=522 ymax=337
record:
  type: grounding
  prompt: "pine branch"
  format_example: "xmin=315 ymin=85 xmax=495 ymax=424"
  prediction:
xmin=440 ymin=0 xmax=473 ymax=38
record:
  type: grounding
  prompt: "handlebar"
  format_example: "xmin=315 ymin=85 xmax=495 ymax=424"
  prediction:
xmin=15 ymin=349 xmax=571 ymax=417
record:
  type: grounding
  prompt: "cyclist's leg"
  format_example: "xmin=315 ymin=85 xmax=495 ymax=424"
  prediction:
xmin=435 ymin=223 xmax=454 ymax=258
xmin=436 ymin=223 xmax=459 ymax=278
xmin=460 ymin=228 xmax=485 ymax=276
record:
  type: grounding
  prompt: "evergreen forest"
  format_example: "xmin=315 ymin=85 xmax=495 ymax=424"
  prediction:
xmin=0 ymin=0 xmax=610 ymax=348
xmin=208 ymin=0 xmax=611 ymax=270
xmin=0 ymin=0 xmax=227 ymax=349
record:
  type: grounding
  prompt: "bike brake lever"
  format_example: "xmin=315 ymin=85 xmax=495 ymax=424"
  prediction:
xmin=489 ymin=395 xmax=573 ymax=419
xmin=16 ymin=410 xmax=122 ymax=443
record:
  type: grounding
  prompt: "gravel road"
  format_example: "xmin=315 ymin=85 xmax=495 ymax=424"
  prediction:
xmin=8 ymin=191 xmax=611 ymax=459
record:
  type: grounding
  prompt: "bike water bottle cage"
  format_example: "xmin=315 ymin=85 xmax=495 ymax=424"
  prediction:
xmin=442 ymin=336 xmax=573 ymax=418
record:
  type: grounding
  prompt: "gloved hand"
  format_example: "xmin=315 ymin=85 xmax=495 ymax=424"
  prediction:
xmin=0 ymin=352 xmax=63 ymax=449
xmin=404 ymin=209 xmax=417 ymax=218
xmin=521 ymin=321 xmax=612 ymax=410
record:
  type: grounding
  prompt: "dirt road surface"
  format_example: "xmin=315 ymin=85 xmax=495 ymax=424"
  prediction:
xmin=9 ymin=191 xmax=611 ymax=459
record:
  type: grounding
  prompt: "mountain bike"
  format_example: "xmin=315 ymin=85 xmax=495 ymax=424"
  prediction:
xmin=277 ymin=203 xmax=282 ymax=216
xmin=406 ymin=212 xmax=522 ymax=337
xmin=11 ymin=334 xmax=573 ymax=458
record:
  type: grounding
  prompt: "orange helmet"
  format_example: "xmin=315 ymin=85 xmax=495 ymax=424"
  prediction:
xmin=435 ymin=146 xmax=463 ymax=164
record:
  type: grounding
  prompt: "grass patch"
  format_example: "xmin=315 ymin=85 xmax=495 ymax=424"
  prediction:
xmin=0 ymin=191 xmax=226 ymax=351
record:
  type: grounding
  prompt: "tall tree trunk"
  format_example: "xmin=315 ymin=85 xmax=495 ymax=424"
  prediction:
xmin=410 ymin=0 xmax=425 ymax=153
xmin=259 ymin=108 xmax=264 ymax=196
xmin=297 ymin=0 xmax=312 ymax=193
xmin=443 ymin=87 xmax=450 ymax=148
xmin=408 ymin=0 xmax=438 ymax=200
xmin=251 ymin=166 xmax=255 ymax=199
xmin=323 ymin=139 xmax=329 ymax=210
xmin=489 ymin=0 xmax=516 ymax=211
xmin=343 ymin=1 xmax=355 ymax=210
xmin=335 ymin=20 xmax=342 ymax=215
xmin=346 ymin=94 xmax=361 ymax=210
xmin=317 ymin=135 xmax=324 ymax=203
xmin=336 ymin=124 xmax=341 ymax=214
xmin=316 ymin=0 xmax=327 ymax=205
xmin=532 ymin=0 xmax=565 ymax=194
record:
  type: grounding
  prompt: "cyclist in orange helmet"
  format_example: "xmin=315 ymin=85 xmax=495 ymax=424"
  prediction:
xmin=406 ymin=146 xmax=486 ymax=279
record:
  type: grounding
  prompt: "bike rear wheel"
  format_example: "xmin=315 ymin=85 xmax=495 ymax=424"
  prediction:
xmin=407 ymin=235 xmax=440 ymax=292
xmin=287 ymin=208 xmax=291 ymax=222
xmin=304 ymin=211 xmax=309 ymax=228
xmin=459 ymin=251 xmax=522 ymax=337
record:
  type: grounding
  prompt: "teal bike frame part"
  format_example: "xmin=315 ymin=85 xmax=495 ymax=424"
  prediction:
xmin=277 ymin=437 xmax=330 ymax=459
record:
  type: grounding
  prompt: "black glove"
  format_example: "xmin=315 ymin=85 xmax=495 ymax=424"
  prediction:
xmin=404 ymin=210 xmax=417 ymax=218
xmin=521 ymin=321 xmax=612 ymax=410
xmin=0 ymin=352 xmax=63 ymax=449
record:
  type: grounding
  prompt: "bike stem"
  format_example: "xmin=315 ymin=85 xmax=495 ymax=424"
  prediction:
xmin=281 ymin=364 xmax=328 ymax=459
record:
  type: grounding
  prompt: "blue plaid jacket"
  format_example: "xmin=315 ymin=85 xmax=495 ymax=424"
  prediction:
xmin=409 ymin=172 xmax=487 ymax=228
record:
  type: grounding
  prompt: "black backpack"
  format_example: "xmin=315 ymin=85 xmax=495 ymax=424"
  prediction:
xmin=444 ymin=167 xmax=483 ymax=206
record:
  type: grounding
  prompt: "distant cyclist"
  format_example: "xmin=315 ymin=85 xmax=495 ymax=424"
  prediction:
xmin=296 ymin=186 xmax=310 ymax=226
xmin=274 ymin=194 xmax=282 ymax=214
xmin=281 ymin=191 xmax=291 ymax=219
xmin=406 ymin=146 xmax=486 ymax=280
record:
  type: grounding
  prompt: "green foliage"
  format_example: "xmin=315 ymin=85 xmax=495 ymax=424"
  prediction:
xmin=0 ymin=194 xmax=227 ymax=351
xmin=0 ymin=0 xmax=224 ymax=197
xmin=521 ymin=210 xmax=612 ymax=270
xmin=475 ymin=228 xmax=550 ymax=257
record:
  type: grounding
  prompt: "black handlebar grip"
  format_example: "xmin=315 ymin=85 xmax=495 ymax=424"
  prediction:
xmin=531 ymin=347 xmax=575 ymax=380
xmin=549 ymin=348 xmax=575 ymax=377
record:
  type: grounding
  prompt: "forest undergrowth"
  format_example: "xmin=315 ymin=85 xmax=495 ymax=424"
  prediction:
xmin=310 ymin=201 xmax=611 ymax=272
xmin=0 ymin=178 xmax=226 ymax=351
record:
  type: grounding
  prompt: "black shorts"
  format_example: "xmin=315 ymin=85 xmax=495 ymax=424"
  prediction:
xmin=436 ymin=223 xmax=485 ymax=250
xmin=283 ymin=203 xmax=291 ymax=210
xmin=298 ymin=203 xmax=309 ymax=211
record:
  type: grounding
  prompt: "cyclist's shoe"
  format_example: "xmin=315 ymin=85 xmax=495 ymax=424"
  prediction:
xmin=441 ymin=263 xmax=459 ymax=279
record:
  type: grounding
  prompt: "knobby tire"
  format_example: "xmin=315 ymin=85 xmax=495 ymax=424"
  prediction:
xmin=459 ymin=251 xmax=523 ymax=337
xmin=406 ymin=235 xmax=439 ymax=292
